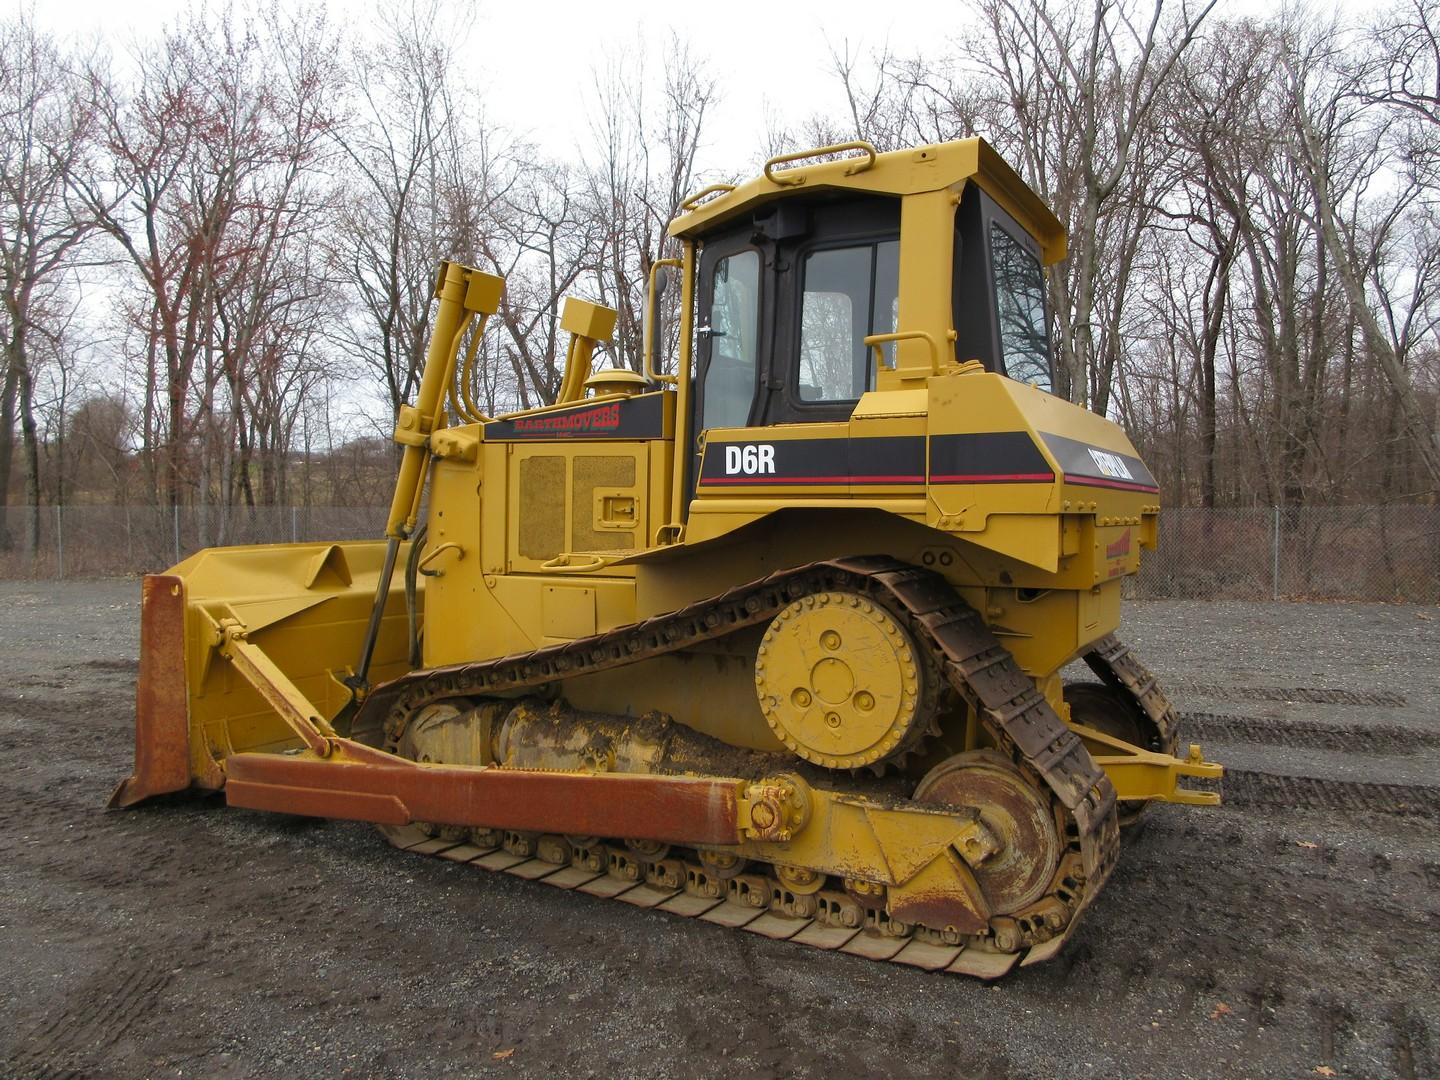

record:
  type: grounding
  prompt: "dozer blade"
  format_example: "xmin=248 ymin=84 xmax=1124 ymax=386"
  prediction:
xmin=110 ymin=574 xmax=194 ymax=807
xmin=110 ymin=540 xmax=414 ymax=807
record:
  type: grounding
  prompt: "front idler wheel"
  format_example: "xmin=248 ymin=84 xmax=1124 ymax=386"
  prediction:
xmin=914 ymin=750 xmax=1062 ymax=916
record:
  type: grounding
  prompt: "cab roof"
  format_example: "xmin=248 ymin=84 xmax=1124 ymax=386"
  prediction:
xmin=668 ymin=137 xmax=1067 ymax=265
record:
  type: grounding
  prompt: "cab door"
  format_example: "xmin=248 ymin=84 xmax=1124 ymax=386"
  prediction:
xmin=687 ymin=231 xmax=764 ymax=504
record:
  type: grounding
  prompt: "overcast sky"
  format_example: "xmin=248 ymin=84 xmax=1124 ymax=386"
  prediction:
xmin=27 ymin=0 xmax=1299 ymax=178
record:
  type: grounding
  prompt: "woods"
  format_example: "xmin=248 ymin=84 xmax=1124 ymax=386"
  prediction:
xmin=1 ymin=0 xmax=1437 ymax=555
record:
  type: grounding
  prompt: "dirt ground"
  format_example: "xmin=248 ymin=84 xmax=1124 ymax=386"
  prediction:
xmin=0 ymin=581 xmax=1436 ymax=1080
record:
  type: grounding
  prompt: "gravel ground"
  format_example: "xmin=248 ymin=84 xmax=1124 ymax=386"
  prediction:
xmin=0 ymin=581 xmax=1436 ymax=1080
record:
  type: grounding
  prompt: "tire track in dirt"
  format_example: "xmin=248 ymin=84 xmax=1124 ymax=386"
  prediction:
xmin=1220 ymin=770 xmax=1440 ymax=820
xmin=1167 ymin=683 xmax=1406 ymax=707
xmin=1309 ymin=996 xmax=1355 ymax=1068
xmin=0 ymin=691 xmax=77 ymax=723
xmin=3 ymin=961 xmax=171 ymax=1079
xmin=67 ymin=658 xmax=139 ymax=674
xmin=1391 ymin=1002 xmax=1430 ymax=1080
xmin=1179 ymin=711 xmax=1440 ymax=753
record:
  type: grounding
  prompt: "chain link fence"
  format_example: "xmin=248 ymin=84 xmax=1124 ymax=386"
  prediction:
xmin=0 ymin=505 xmax=389 ymax=579
xmin=0 ymin=503 xmax=1436 ymax=601
xmin=1129 ymin=505 xmax=1439 ymax=602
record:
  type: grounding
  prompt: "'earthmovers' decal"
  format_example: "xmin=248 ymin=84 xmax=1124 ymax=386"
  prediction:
xmin=485 ymin=392 xmax=666 ymax=441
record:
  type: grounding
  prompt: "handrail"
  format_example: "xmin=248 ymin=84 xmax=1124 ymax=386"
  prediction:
xmin=863 ymin=330 xmax=942 ymax=378
xmin=644 ymin=258 xmax=683 ymax=385
xmin=665 ymin=240 xmax=697 ymax=539
xmin=416 ymin=541 xmax=464 ymax=577
xmin=763 ymin=140 xmax=878 ymax=187
xmin=679 ymin=183 xmax=736 ymax=211
xmin=538 ymin=551 xmax=622 ymax=573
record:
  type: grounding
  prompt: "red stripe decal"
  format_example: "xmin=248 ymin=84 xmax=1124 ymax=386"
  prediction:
xmin=1065 ymin=476 xmax=1160 ymax=493
xmin=699 ymin=475 xmax=924 ymax=485
xmin=929 ymin=472 xmax=1055 ymax=483
xmin=698 ymin=472 xmax=1157 ymax=492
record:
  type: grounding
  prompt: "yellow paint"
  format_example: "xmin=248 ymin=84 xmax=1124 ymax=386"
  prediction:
xmin=142 ymin=137 xmax=1208 ymax=824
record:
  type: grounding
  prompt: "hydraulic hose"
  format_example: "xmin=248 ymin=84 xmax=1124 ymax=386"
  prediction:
xmin=404 ymin=522 xmax=428 ymax=667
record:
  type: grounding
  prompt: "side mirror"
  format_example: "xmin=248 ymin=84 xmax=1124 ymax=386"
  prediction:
xmin=643 ymin=259 xmax=682 ymax=385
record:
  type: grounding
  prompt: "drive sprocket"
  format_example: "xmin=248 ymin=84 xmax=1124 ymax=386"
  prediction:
xmin=753 ymin=590 xmax=937 ymax=769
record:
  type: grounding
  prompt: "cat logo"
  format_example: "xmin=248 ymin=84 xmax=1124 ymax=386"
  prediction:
xmin=1088 ymin=448 xmax=1134 ymax=481
xmin=724 ymin=444 xmax=776 ymax=475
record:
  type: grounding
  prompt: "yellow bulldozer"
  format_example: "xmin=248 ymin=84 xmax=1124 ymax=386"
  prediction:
xmin=113 ymin=138 xmax=1220 ymax=978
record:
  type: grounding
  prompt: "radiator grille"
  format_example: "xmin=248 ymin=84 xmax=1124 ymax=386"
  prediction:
xmin=518 ymin=455 xmax=566 ymax=559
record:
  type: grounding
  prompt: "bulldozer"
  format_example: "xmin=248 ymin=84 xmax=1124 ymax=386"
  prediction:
xmin=112 ymin=138 xmax=1221 ymax=978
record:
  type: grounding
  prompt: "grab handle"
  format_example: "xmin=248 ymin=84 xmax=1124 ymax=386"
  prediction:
xmin=679 ymin=183 xmax=736 ymax=211
xmin=764 ymin=141 xmax=878 ymax=187
xmin=863 ymin=330 xmax=941 ymax=378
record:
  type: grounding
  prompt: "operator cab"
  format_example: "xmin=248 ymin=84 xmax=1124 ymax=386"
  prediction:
xmin=688 ymin=180 xmax=1054 ymax=504
xmin=692 ymin=182 xmax=1054 ymax=439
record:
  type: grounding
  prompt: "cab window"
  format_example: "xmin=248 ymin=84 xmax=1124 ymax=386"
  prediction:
xmin=991 ymin=223 xmax=1052 ymax=391
xmin=797 ymin=240 xmax=899 ymax=401
xmin=701 ymin=250 xmax=761 ymax=430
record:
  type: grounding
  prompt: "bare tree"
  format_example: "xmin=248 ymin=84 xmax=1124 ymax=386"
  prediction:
xmin=65 ymin=391 xmax=133 ymax=499
xmin=75 ymin=3 xmax=344 ymax=522
xmin=1367 ymin=0 xmax=1440 ymax=184
xmin=579 ymin=35 xmax=718 ymax=377
xmin=1284 ymin=9 xmax=1440 ymax=491
xmin=1151 ymin=24 xmax=1272 ymax=507
xmin=0 ymin=14 xmax=100 ymax=548
xmin=329 ymin=0 xmax=509 ymax=427
xmin=205 ymin=4 xmax=342 ymax=519
xmin=79 ymin=18 xmax=230 ymax=507
xmin=480 ymin=162 xmax=592 ymax=408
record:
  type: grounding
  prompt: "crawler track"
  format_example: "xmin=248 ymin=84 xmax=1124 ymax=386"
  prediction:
xmin=358 ymin=556 xmax=1124 ymax=976
xmin=377 ymin=824 xmax=1029 ymax=976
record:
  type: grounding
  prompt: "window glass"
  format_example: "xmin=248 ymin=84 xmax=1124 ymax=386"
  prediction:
xmin=799 ymin=241 xmax=900 ymax=401
xmin=871 ymin=240 xmax=900 ymax=370
xmin=991 ymin=223 xmax=1052 ymax=391
xmin=701 ymin=250 xmax=760 ymax=430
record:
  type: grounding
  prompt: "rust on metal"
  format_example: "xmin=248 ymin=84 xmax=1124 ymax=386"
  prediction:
xmin=914 ymin=748 xmax=1062 ymax=913
xmin=109 ymin=575 xmax=194 ymax=808
xmin=886 ymin=889 xmax=989 ymax=937
xmin=224 ymin=746 xmax=743 ymax=845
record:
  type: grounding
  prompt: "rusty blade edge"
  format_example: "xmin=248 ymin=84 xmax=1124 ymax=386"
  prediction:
xmin=224 ymin=750 xmax=743 ymax=846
